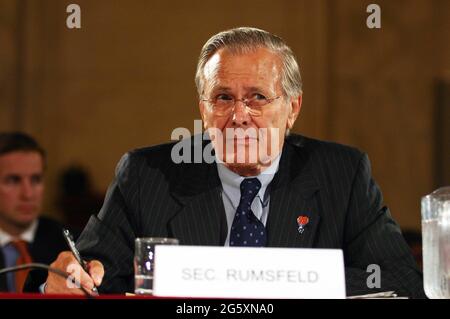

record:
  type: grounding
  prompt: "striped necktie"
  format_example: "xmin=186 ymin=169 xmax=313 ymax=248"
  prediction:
xmin=11 ymin=240 xmax=33 ymax=292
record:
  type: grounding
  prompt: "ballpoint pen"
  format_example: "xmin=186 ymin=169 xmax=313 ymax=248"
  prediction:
xmin=62 ymin=228 xmax=99 ymax=295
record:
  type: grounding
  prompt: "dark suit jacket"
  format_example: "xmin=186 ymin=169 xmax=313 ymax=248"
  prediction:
xmin=0 ymin=217 xmax=67 ymax=292
xmin=76 ymin=134 xmax=425 ymax=298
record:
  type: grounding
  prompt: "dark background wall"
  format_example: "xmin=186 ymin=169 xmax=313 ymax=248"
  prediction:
xmin=0 ymin=0 xmax=449 ymax=230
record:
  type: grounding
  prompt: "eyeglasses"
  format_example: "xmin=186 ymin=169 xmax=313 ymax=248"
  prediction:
xmin=201 ymin=94 xmax=281 ymax=117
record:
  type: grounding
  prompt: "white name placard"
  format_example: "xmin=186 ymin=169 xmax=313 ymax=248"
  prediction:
xmin=153 ymin=246 xmax=346 ymax=299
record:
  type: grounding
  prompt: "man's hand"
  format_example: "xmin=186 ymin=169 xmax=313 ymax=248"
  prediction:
xmin=45 ymin=251 xmax=104 ymax=295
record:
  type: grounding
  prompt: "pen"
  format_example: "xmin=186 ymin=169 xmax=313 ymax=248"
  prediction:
xmin=62 ymin=228 xmax=99 ymax=295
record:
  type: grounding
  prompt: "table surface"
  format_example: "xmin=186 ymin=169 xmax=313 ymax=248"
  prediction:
xmin=0 ymin=292 xmax=163 ymax=299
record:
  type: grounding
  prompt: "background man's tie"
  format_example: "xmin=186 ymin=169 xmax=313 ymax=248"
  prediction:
xmin=230 ymin=178 xmax=267 ymax=247
xmin=11 ymin=240 xmax=33 ymax=292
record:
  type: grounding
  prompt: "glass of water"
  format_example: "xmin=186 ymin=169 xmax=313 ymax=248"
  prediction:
xmin=422 ymin=187 xmax=450 ymax=299
xmin=134 ymin=237 xmax=179 ymax=295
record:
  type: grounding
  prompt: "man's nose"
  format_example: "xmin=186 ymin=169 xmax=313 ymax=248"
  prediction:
xmin=20 ymin=180 xmax=35 ymax=199
xmin=231 ymin=101 xmax=251 ymax=126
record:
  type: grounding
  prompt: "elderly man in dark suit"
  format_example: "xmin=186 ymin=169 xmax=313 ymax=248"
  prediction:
xmin=44 ymin=27 xmax=425 ymax=298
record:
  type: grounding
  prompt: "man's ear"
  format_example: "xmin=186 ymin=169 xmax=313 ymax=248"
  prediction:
xmin=286 ymin=94 xmax=302 ymax=130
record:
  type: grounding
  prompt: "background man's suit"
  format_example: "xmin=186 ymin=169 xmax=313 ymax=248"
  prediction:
xmin=0 ymin=217 xmax=67 ymax=292
xmin=75 ymin=134 xmax=425 ymax=297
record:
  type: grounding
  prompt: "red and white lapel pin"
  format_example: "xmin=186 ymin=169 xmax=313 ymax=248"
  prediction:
xmin=297 ymin=215 xmax=309 ymax=234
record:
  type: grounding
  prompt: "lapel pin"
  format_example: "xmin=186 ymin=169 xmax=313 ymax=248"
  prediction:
xmin=297 ymin=215 xmax=309 ymax=234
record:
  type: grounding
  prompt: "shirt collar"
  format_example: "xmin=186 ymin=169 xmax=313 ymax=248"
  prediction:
xmin=216 ymin=155 xmax=281 ymax=209
xmin=0 ymin=219 xmax=39 ymax=247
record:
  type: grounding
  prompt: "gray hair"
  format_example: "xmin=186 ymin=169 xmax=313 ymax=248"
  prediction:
xmin=195 ymin=27 xmax=302 ymax=98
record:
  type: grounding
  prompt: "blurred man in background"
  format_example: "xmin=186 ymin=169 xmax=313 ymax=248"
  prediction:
xmin=56 ymin=165 xmax=104 ymax=237
xmin=0 ymin=132 xmax=66 ymax=292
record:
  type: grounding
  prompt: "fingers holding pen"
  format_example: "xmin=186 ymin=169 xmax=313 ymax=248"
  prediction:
xmin=87 ymin=260 xmax=104 ymax=287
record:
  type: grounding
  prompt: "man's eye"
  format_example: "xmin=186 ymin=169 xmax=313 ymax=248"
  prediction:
xmin=216 ymin=94 xmax=233 ymax=101
xmin=4 ymin=176 xmax=21 ymax=184
xmin=31 ymin=175 xmax=43 ymax=185
xmin=252 ymin=93 xmax=267 ymax=100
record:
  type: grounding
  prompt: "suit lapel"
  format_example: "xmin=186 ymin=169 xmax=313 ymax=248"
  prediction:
xmin=168 ymin=146 xmax=227 ymax=246
xmin=266 ymin=138 xmax=321 ymax=248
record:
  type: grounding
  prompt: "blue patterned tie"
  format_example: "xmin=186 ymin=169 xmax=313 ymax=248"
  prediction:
xmin=229 ymin=178 xmax=267 ymax=247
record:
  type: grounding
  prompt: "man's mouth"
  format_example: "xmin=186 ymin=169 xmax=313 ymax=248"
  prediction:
xmin=226 ymin=137 xmax=258 ymax=145
xmin=17 ymin=205 xmax=37 ymax=213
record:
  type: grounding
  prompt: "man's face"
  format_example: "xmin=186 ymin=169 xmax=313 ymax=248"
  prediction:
xmin=0 ymin=151 xmax=44 ymax=231
xmin=199 ymin=47 xmax=301 ymax=172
